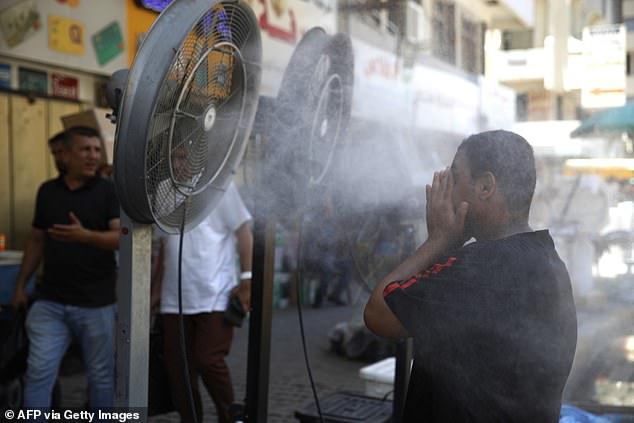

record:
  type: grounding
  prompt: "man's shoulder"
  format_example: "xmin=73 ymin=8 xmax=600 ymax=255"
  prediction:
xmin=468 ymin=231 xmax=552 ymax=255
xmin=35 ymin=178 xmax=67 ymax=203
xmin=448 ymin=233 xmax=545 ymax=278
xmin=38 ymin=176 xmax=63 ymax=191
xmin=86 ymin=177 xmax=118 ymax=201
xmin=90 ymin=176 xmax=116 ymax=190
xmin=462 ymin=231 xmax=561 ymax=284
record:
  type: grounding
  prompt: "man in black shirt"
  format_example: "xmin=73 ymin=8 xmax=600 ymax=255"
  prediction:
xmin=12 ymin=126 xmax=120 ymax=409
xmin=364 ymin=130 xmax=577 ymax=422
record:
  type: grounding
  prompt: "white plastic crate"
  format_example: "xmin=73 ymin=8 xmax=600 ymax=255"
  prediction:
xmin=358 ymin=357 xmax=395 ymax=399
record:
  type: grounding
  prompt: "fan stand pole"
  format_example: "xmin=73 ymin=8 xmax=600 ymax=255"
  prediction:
xmin=115 ymin=211 xmax=152 ymax=418
xmin=393 ymin=338 xmax=413 ymax=421
xmin=245 ymin=214 xmax=276 ymax=422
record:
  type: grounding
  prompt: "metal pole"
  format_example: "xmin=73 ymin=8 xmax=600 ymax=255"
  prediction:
xmin=115 ymin=211 xmax=152 ymax=418
xmin=605 ymin=0 xmax=623 ymax=24
xmin=393 ymin=337 xmax=413 ymax=421
xmin=245 ymin=216 xmax=275 ymax=422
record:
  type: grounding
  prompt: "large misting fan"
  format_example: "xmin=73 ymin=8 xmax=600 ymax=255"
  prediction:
xmin=114 ymin=0 xmax=262 ymax=232
xmin=108 ymin=0 xmax=262 ymax=413
xmin=253 ymin=27 xmax=354 ymax=216
xmin=244 ymin=27 xmax=354 ymax=422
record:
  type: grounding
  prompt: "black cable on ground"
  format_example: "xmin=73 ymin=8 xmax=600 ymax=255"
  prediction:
xmin=295 ymin=220 xmax=326 ymax=423
xmin=178 ymin=200 xmax=198 ymax=423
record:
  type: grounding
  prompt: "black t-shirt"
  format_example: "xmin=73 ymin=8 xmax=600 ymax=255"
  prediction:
xmin=384 ymin=230 xmax=577 ymax=423
xmin=32 ymin=175 xmax=120 ymax=307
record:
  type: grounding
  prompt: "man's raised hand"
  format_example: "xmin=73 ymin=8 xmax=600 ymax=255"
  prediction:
xmin=425 ymin=168 xmax=469 ymax=250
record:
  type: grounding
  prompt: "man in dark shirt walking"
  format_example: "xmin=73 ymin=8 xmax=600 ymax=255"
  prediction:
xmin=364 ymin=130 xmax=577 ymax=422
xmin=12 ymin=126 xmax=120 ymax=409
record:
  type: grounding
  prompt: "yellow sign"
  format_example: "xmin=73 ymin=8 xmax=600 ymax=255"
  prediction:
xmin=565 ymin=158 xmax=634 ymax=181
xmin=48 ymin=15 xmax=85 ymax=55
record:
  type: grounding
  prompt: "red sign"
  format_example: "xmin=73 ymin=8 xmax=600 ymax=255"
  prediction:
xmin=51 ymin=73 xmax=78 ymax=99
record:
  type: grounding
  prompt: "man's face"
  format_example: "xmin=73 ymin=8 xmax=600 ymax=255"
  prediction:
xmin=63 ymin=135 xmax=102 ymax=179
xmin=450 ymin=149 xmax=477 ymax=237
xmin=49 ymin=140 xmax=66 ymax=173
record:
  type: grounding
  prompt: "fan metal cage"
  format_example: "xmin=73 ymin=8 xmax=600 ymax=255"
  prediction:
xmin=257 ymin=28 xmax=354 ymax=217
xmin=114 ymin=0 xmax=261 ymax=233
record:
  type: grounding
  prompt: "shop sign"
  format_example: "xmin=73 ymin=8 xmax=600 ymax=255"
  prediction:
xmin=250 ymin=0 xmax=335 ymax=46
xmin=0 ymin=63 xmax=10 ymax=89
xmin=52 ymin=73 xmax=78 ymax=99
xmin=252 ymin=0 xmax=335 ymax=96
xmin=18 ymin=67 xmax=47 ymax=94
xmin=134 ymin=0 xmax=174 ymax=13
xmin=581 ymin=24 xmax=626 ymax=109
xmin=92 ymin=22 xmax=124 ymax=66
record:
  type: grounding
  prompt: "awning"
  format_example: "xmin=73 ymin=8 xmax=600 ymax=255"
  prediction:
xmin=564 ymin=158 xmax=634 ymax=180
xmin=571 ymin=102 xmax=634 ymax=138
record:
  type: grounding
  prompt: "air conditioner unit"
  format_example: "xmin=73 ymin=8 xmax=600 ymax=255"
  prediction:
xmin=406 ymin=0 xmax=429 ymax=44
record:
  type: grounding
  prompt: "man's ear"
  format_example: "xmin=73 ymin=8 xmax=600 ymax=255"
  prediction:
xmin=60 ymin=146 xmax=73 ymax=164
xmin=475 ymin=172 xmax=496 ymax=201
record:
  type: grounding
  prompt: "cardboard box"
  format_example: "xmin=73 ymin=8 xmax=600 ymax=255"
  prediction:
xmin=61 ymin=108 xmax=115 ymax=164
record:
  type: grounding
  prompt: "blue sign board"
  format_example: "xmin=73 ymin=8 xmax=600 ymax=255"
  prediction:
xmin=134 ymin=0 xmax=175 ymax=13
xmin=0 ymin=63 xmax=10 ymax=89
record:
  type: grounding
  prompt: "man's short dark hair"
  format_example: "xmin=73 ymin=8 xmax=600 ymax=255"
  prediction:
xmin=48 ymin=131 xmax=66 ymax=147
xmin=62 ymin=126 xmax=101 ymax=149
xmin=458 ymin=130 xmax=536 ymax=213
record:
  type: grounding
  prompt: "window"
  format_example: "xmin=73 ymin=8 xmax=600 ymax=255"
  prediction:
xmin=501 ymin=30 xmax=533 ymax=50
xmin=516 ymin=93 xmax=528 ymax=121
xmin=461 ymin=15 xmax=481 ymax=74
xmin=432 ymin=0 xmax=456 ymax=64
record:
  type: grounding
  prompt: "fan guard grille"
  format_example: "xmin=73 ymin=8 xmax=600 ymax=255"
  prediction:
xmin=254 ymin=28 xmax=353 ymax=218
xmin=149 ymin=3 xmax=254 ymax=230
xmin=114 ymin=0 xmax=261 ymax=233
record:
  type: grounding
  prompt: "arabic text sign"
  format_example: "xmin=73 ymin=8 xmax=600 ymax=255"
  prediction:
xmin=581 ymin=24 xmax=626 ymax=109
xmin=19 ymin=67 xmax=47 ymax=94
xmin=52 ymin=73 xmax=78 ymax=99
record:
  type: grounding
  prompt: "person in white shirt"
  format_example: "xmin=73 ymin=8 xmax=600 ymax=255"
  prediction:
xmin=151 ymin=181 xmax=253 ymax=423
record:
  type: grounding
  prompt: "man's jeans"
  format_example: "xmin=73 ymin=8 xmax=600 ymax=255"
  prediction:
xmin=23 ymin=300 xmax=115 ymax=409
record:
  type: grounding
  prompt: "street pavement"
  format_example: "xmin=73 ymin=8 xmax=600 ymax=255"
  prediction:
xmin=58 ymin=300 xmax=376 ymax=423
xmin=54 ymin=275 xmax=634 ymax=422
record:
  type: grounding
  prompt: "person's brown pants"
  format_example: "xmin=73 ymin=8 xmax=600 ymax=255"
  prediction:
xmin=163 ymin=312 xmax=235 ymax=423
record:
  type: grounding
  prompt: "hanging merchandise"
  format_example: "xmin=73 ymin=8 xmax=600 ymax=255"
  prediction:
xmin=48 ymin=15 xmax=85 ymax=55
xmin=0 ymin=0 xmax=41 ymax=48
xmin=92 ymin=21 xmax=125 ymax=66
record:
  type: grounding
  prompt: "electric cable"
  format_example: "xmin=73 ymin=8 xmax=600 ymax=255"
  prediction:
xmin=177 ymin=199 xmax=199 ymax=423
xmin=295 ymin=218 xmax=326 ymax=423
xmin=345 ymin=229 xmax=375 ymax=294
